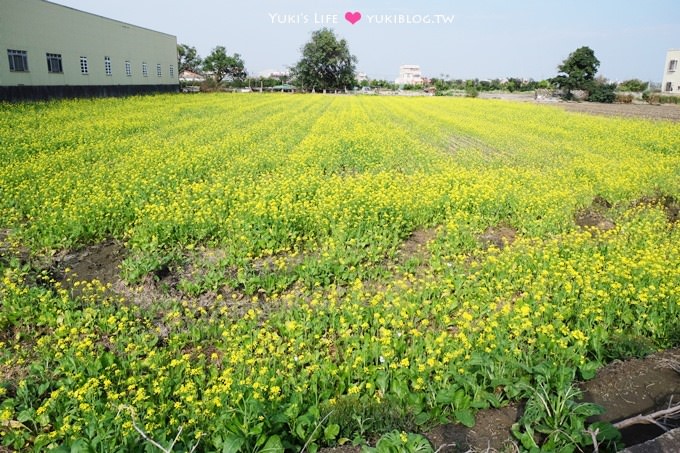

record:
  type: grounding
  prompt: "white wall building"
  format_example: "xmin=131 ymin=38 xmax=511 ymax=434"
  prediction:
xmin=1 ymin=0 xmax=178 ymax=101
xmin=179 ymin=70 xmax=205 ymax=84
xmin=662 ymin=49 xmax=680 ymax=94
xmin=395 ymin=65 xmax=423 ymax=85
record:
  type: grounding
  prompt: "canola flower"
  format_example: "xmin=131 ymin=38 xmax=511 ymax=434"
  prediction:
xmin=0 ymin=94 xmax=679 ymax=451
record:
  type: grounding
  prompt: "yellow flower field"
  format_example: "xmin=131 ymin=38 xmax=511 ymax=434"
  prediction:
xmin=1 ymin=94 xmax=679 ymax=451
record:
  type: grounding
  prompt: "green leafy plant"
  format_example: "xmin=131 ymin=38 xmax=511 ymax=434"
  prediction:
xmin=361 ymin=431 xmax=433 ymax=453
xmin=511 ymin=383 xmax=621 ymax=451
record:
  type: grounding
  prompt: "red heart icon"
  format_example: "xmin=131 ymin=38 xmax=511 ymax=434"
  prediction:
xmin=345 ymin=11 xmax=362 ymax=25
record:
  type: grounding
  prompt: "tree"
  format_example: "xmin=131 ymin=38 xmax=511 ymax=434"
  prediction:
xmin=177 ymin=44 xmax=202 ymax=73
xmin=552 ymin=46 xmax=600 ymax=99
xmin=202 ymin=46 xmax=246 ymax=84
xmin=292 ymin=28 xmax=357 ymax=91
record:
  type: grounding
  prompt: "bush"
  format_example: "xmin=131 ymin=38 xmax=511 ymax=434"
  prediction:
xmin=642 ymin=92 xmax=680 ymax=105
xmin=587 ymin=82 xmax=616 ymax=103
xmin=465 ymin=86 xmax=479 ymax=98
xmin=617 ymin=79 xmax=649 ymax=92
xmin=615 ymin=93 xmax=634 ymax=104
xmin=199 ymin=78 xmax=220 ymax=92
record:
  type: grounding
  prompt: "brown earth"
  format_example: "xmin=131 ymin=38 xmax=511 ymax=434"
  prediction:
xmin=479 ymin=225 xmax=517 ymax=250
xmin=479 ymin=91 xmax=680 ymax=122
xmin=635 ymin=194 xmax=680 ymax=224
xmin=396 ymin=227 xmax=437 ymax=263
xmin=583 ymin=349 xmax=680 ymax=447
xmin=574 ymin=209 xmax=616 ymax=232
xmin=556 ymin=102 xmax=680 ymax=122
xmin=574 ymin=195 xmax=616 ymax=234
xmin=53 ymin=239 xmax=126 ymax=289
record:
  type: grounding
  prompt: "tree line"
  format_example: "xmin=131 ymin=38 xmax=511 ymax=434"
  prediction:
xmin=178 ymin=31 xmax=653 ymax=102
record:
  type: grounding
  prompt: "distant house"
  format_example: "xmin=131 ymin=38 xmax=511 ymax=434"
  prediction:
xmin=0 ymin=0 xmax=178 ymax=101
xmin=259 ymin=70 xmax=290 ymax=80
xmin=662 ymin=49 xmax=680 ymax=94
xmin=270 ymin=84 xmax=296 ymax=93
xmin=179 ymin=70 xmax=205 ymax=83
xmin=395 ymin=65 xmax=423 ymax=85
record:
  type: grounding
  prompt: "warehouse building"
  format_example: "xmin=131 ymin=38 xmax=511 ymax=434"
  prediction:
xmin=0 ymin=0 xmax=178 ymax=101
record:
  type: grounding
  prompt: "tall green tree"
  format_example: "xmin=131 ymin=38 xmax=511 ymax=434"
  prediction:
xmin=552 ymin=46 xmax=600 ymax=99
xmin=177 ymin=44 xmax=202 ymax=73
xmin=292 ymin=28 xmax=357 ymax=91
xmin=202 ymin=46 xmax=247 ymax=83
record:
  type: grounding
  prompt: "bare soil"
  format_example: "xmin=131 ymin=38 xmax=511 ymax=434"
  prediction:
xmin=53 ymin=239 xmax=126 ymax=289
xmin=479 ymin=91 xmax=680 ymax=122
xmin=582 ymin=349 xmax=680 ymax=447
xmin=635 ymin=194 xmax=680 ymax=224
xmin=574 ymin=209 xmax=616 ymax=232
xmin=556 ymin=102 xmax=680 ymax=122
xmin=574 ymin=195 xmax=616 ymax=234
xmin=396 ymin=228 xmax=438 ymax=263
xmin=479 ymin=225 xmax=517 ymax=250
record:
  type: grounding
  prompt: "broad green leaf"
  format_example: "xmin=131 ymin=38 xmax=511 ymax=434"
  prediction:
xmin=17 ymin=409 xmax=33 ymax=423
xmin=260 ymin=435 xmax=284 ymax=453
xmin=69 ymin=439 xmax=89 ymax=453
xmin=435 ymin=387 xmax=457 ymax=404
xmin=588 ymin=421 xmax=622 ymax=442
xmin=452 ymin=389 xmax=469 ymax=409
xmin=414 ymin=412 xmax=430 ymax=426
xmin=454 ymin=409 xmax=475 ymax=428
xmin=324 ymin=423 xmax=340 ymax=441
xmin=392 ymin=379 xmax=409 ymax=400
xmin=578 ymin=361 xmax=600 ymax=380
xmin=222 ymin=433 xmax=245 ymax=453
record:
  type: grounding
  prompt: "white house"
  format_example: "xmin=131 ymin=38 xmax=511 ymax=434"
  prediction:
xmin=0 ymin=0 xmax=178 ymax=101
xmin=356 ymin=72 xmax=369 ymax=83
xmin=662 ymin=49 xmax=680 ymax=94
xmin=395 ymin=65 xmax=423 ymax=85
xmin=179 ymin=70 xmax=205 ymax=83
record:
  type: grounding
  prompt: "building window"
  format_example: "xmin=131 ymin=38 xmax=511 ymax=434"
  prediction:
xmin=142 ymin=62 xmax=148 ymax=77
xmin=669 ymin=60 xmax=678 ymax=72
xmin=157 ymin=63 xmax=162 ymax=77
xmin=46 ymin=53 xmax=63 ymax=73
xmin=169 ymin=65 xmax=174 ymax=78
xmin=80 ymin=56 xmax=88 ymax=75
xmin=125 ymin=61 xmax=132 ymax=76
xmin=105 ymin=56 xmax=112 ymax=76
xmin=666 ymin=82 xmax=673 ymax=92
xmin=7 ymin=49 xmax=29 ymax=72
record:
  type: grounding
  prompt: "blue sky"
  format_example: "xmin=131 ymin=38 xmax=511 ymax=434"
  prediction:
xmin=52 ymin=0 xmax=678 ymax=82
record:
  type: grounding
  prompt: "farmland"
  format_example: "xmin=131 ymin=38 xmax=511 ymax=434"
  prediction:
xmin=1 ymin=94 xmax=680 ymax=451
